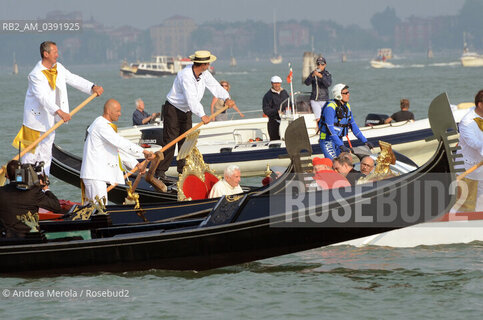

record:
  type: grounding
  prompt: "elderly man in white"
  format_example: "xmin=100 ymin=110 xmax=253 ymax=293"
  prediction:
xmin=14 ymin=41 xmax=103 ymax=176
xmin=209 ymin=165 xmax=243 ymax=198
xmin=80 ymin=99 xmax=154 ymax=203
xmin=457 ymin=89 xmax=483 ymax=212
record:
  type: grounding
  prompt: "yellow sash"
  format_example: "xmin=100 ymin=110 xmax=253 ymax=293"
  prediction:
xmin=41 ymin=64 xmax=57 ymax=90
xmin=108 ymin=122 xmax=124 ymax=171
xmin=12 ymin=125 xmax=41 ymax=153
xmin=473 ymin=117 xmax=483 ymax=131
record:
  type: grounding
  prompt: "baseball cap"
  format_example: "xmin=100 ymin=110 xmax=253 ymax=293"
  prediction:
xmin=270 ymin=75 xmax=282 ymax=83
xmin=316 ymin=57 xmax=326 ymax=65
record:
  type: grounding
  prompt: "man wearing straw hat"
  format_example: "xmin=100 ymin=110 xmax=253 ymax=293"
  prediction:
xmin=155 ymin=50 xmax=234 ymax=181
xmin=13 ymin=41 xmax=104 ymax=176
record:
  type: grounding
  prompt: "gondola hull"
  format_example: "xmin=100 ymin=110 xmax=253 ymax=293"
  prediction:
xmin=0 ymin=93 xmax=460 ymax=275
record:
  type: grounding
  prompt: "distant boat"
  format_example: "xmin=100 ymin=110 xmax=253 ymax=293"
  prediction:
xmin=370 ymin=48 xmax=395 ymax=69
xmin=427 ymin=47 xmax=434 ymax=59
xmin=270 ymin=12 xmax=282 ymax=64
xmin=12 ymin=52 xmax=18 ymax=75
xmin=120 ymin=55 xmax=191 ymax=78
xmin=230 ymin=56 xmax=237 ymax=67
xmin=341 ymin=52 xmax=347 ymax=63
xmin=461 ymin=33 xmax=483 ymax=67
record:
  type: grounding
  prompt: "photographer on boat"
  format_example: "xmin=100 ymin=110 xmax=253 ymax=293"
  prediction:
xmin=318 ymin=83 xmax=374 ymax=159
xmin=304 ymin=56 xmax=332 ymax=122
xmin=0 ymin=160 xmax=61 ymax=238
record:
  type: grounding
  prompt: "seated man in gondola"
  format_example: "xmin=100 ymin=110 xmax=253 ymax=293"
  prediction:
xmin=209 ymin=165 xmax=243 ymax=198
xmin=0 ymin=160 xmax=61 ymax=238
xmin=333 ymin=152 xmax=363 ymax=185
xmin=309 ymin=157 xmax=350 ymax=190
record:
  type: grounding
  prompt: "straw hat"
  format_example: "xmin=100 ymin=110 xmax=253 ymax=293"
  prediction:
xmin=189 ymin=50 xmax=217 ymax=63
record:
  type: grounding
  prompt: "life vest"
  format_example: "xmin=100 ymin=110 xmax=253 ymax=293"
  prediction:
xmin=318 ymin=101 xmax=353 ymax=139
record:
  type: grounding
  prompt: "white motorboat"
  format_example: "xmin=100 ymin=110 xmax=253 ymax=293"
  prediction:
xmin=460 ymin=33 xmax=483 ymax=67
xmin=334 ymin=211 xmax=483 ymax=247
xmin=118 ymin=94 xmax=471 ymax=176
xmin=120 ymin=55 xmax=191 ymax=78
xmin=370 ymin=48 xmax=395 ymax=69
xmin=370 ymin=59 xmax=395 ymax=69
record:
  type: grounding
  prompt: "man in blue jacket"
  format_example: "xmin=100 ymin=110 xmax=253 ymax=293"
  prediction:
xmin=319 ymin=83 xmax=374 ymax=159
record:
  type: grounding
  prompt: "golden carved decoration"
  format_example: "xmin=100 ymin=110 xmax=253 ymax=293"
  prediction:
xmin=124 ymin=180 xmax=141 ymax=209
xmin=16 ymin=211 xmax=39 ymax=232
xmin=226 ymin=194 xmax=243 ymax=202
xmin=72 ymin=196 xmax=107 ymax=221
xmin=357 ymin=140 xmax=398 ymax=184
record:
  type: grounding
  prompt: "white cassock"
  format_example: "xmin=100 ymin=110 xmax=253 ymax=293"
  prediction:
xmin=456 ymin=107 xmax=483 ymax=211
xmin=80 ymin=116 xmax=145 ymax=203
xmin=208 ymin=179 xmax=243 ymax=199
xmin=22 ymin=61 xmax=93 ymax=175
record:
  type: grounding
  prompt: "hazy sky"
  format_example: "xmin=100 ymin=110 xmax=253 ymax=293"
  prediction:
xmin=0 ymin=0 xmax=466 ymax=29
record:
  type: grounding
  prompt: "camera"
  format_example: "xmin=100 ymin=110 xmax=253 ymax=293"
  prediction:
xmin=14 ymin=161 xmax=48 ymax=190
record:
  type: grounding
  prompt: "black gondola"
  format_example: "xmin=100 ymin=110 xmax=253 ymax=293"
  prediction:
xmin=0 ymin=93 xmax=460 ymax=276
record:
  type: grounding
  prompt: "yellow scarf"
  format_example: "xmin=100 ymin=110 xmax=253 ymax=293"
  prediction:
xmin=473 ymin=117 xmax=483 ymax=131
xmin=12 ymin=125 xmax=41 ymax=153
xmin=41 ymin=64 xmax=57 ymax=90
xmin=108 ymin=122 xmax=124 ymax=171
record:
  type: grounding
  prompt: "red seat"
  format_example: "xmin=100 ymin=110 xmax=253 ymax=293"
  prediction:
xmin=181 ymin=172 xmax=220 ymax=200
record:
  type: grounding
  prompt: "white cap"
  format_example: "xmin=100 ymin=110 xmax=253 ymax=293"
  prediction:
xmin=270 ymin=75 xmax=282 ymax=83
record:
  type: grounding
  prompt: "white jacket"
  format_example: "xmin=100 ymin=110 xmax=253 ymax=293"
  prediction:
xmin=23 ymin=61 xmax=93 ymax=132
xmin=458 ymin=107 xmax=483 ymax=180
xmin=80 ymin=116 xmax=145 ymax=185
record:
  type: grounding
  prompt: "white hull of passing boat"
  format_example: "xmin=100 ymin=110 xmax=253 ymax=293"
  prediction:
xmin=461 ymin=54 xmax=483 ymax=67
xmin=370 ymin=59 xmax=395 ymax=69
xmin=333 ymin=212 xmax=483 ymax=247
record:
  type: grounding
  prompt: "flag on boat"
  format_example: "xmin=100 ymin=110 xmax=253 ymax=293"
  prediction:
xmin=286 ymin=70 xmax=293 ymax=83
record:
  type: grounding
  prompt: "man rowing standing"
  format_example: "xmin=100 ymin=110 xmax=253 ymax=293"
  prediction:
xmin=155 ymin=50 xmax=234 ymax=181
xmin=13 ymin=41 xmax=103 ymax=176
xmin=80 ymin=99 xmax=154 ymax=203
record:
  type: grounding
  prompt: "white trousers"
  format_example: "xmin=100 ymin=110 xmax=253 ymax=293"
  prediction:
xmin=83 ymin=179 xmax=108 ymax=203
xmin=21 ymin=131 xmax=55 ymax=176
xmin=310 ymin=100 xmax=327 ymax=120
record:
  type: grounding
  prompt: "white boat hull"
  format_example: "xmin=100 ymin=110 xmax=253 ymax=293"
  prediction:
xmin=461 ymin=55 xmax=483 ymax=67
xmin=334 ymin=212 xmax=483 ymax=247
xmin=370 ymin=60 xmax=395 ymax=69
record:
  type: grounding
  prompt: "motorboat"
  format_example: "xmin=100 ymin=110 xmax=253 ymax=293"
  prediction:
xmin=120 ymin=55 xmax=191 ymax=78
xmin=460 ymin=33 xmax=483 ymax=67
xmin=370 ymin=48 xmax=395 ymax=69
xmin=0 ymin=94 xmax=460 ymax=275
xmin=115 ymin=93 xmax=470 ymax=176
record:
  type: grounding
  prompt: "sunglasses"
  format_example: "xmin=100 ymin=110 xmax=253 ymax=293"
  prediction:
xmin=341 ymin=91 xmax=350 ymax=95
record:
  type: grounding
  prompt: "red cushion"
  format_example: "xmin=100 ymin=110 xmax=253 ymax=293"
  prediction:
xmin=204 ymin=172 xmax=219 ymax=194
xmin=182 ymin=175 xmax=209 ymax=200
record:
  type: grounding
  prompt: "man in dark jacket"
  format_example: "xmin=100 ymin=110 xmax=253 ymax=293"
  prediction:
xmin=262 ymin=76 xmax=289 ymax=140
xmin=0 ymin=160 xmax=61 ymax=238
xmin=304 ymin=56 xmax=332 ymax=122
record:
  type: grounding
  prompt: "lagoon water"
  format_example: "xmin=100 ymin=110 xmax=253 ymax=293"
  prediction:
xmin=0 ymin=55 xmax=482 ymax=319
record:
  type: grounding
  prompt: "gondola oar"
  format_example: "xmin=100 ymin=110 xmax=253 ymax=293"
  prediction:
xmin=457 ymin=160 xmax=483 ymax=181
xmin=107 ymin=101 xmax=233 ymax=193
xmin=0 ymin=93 xmax=99 ymax=178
